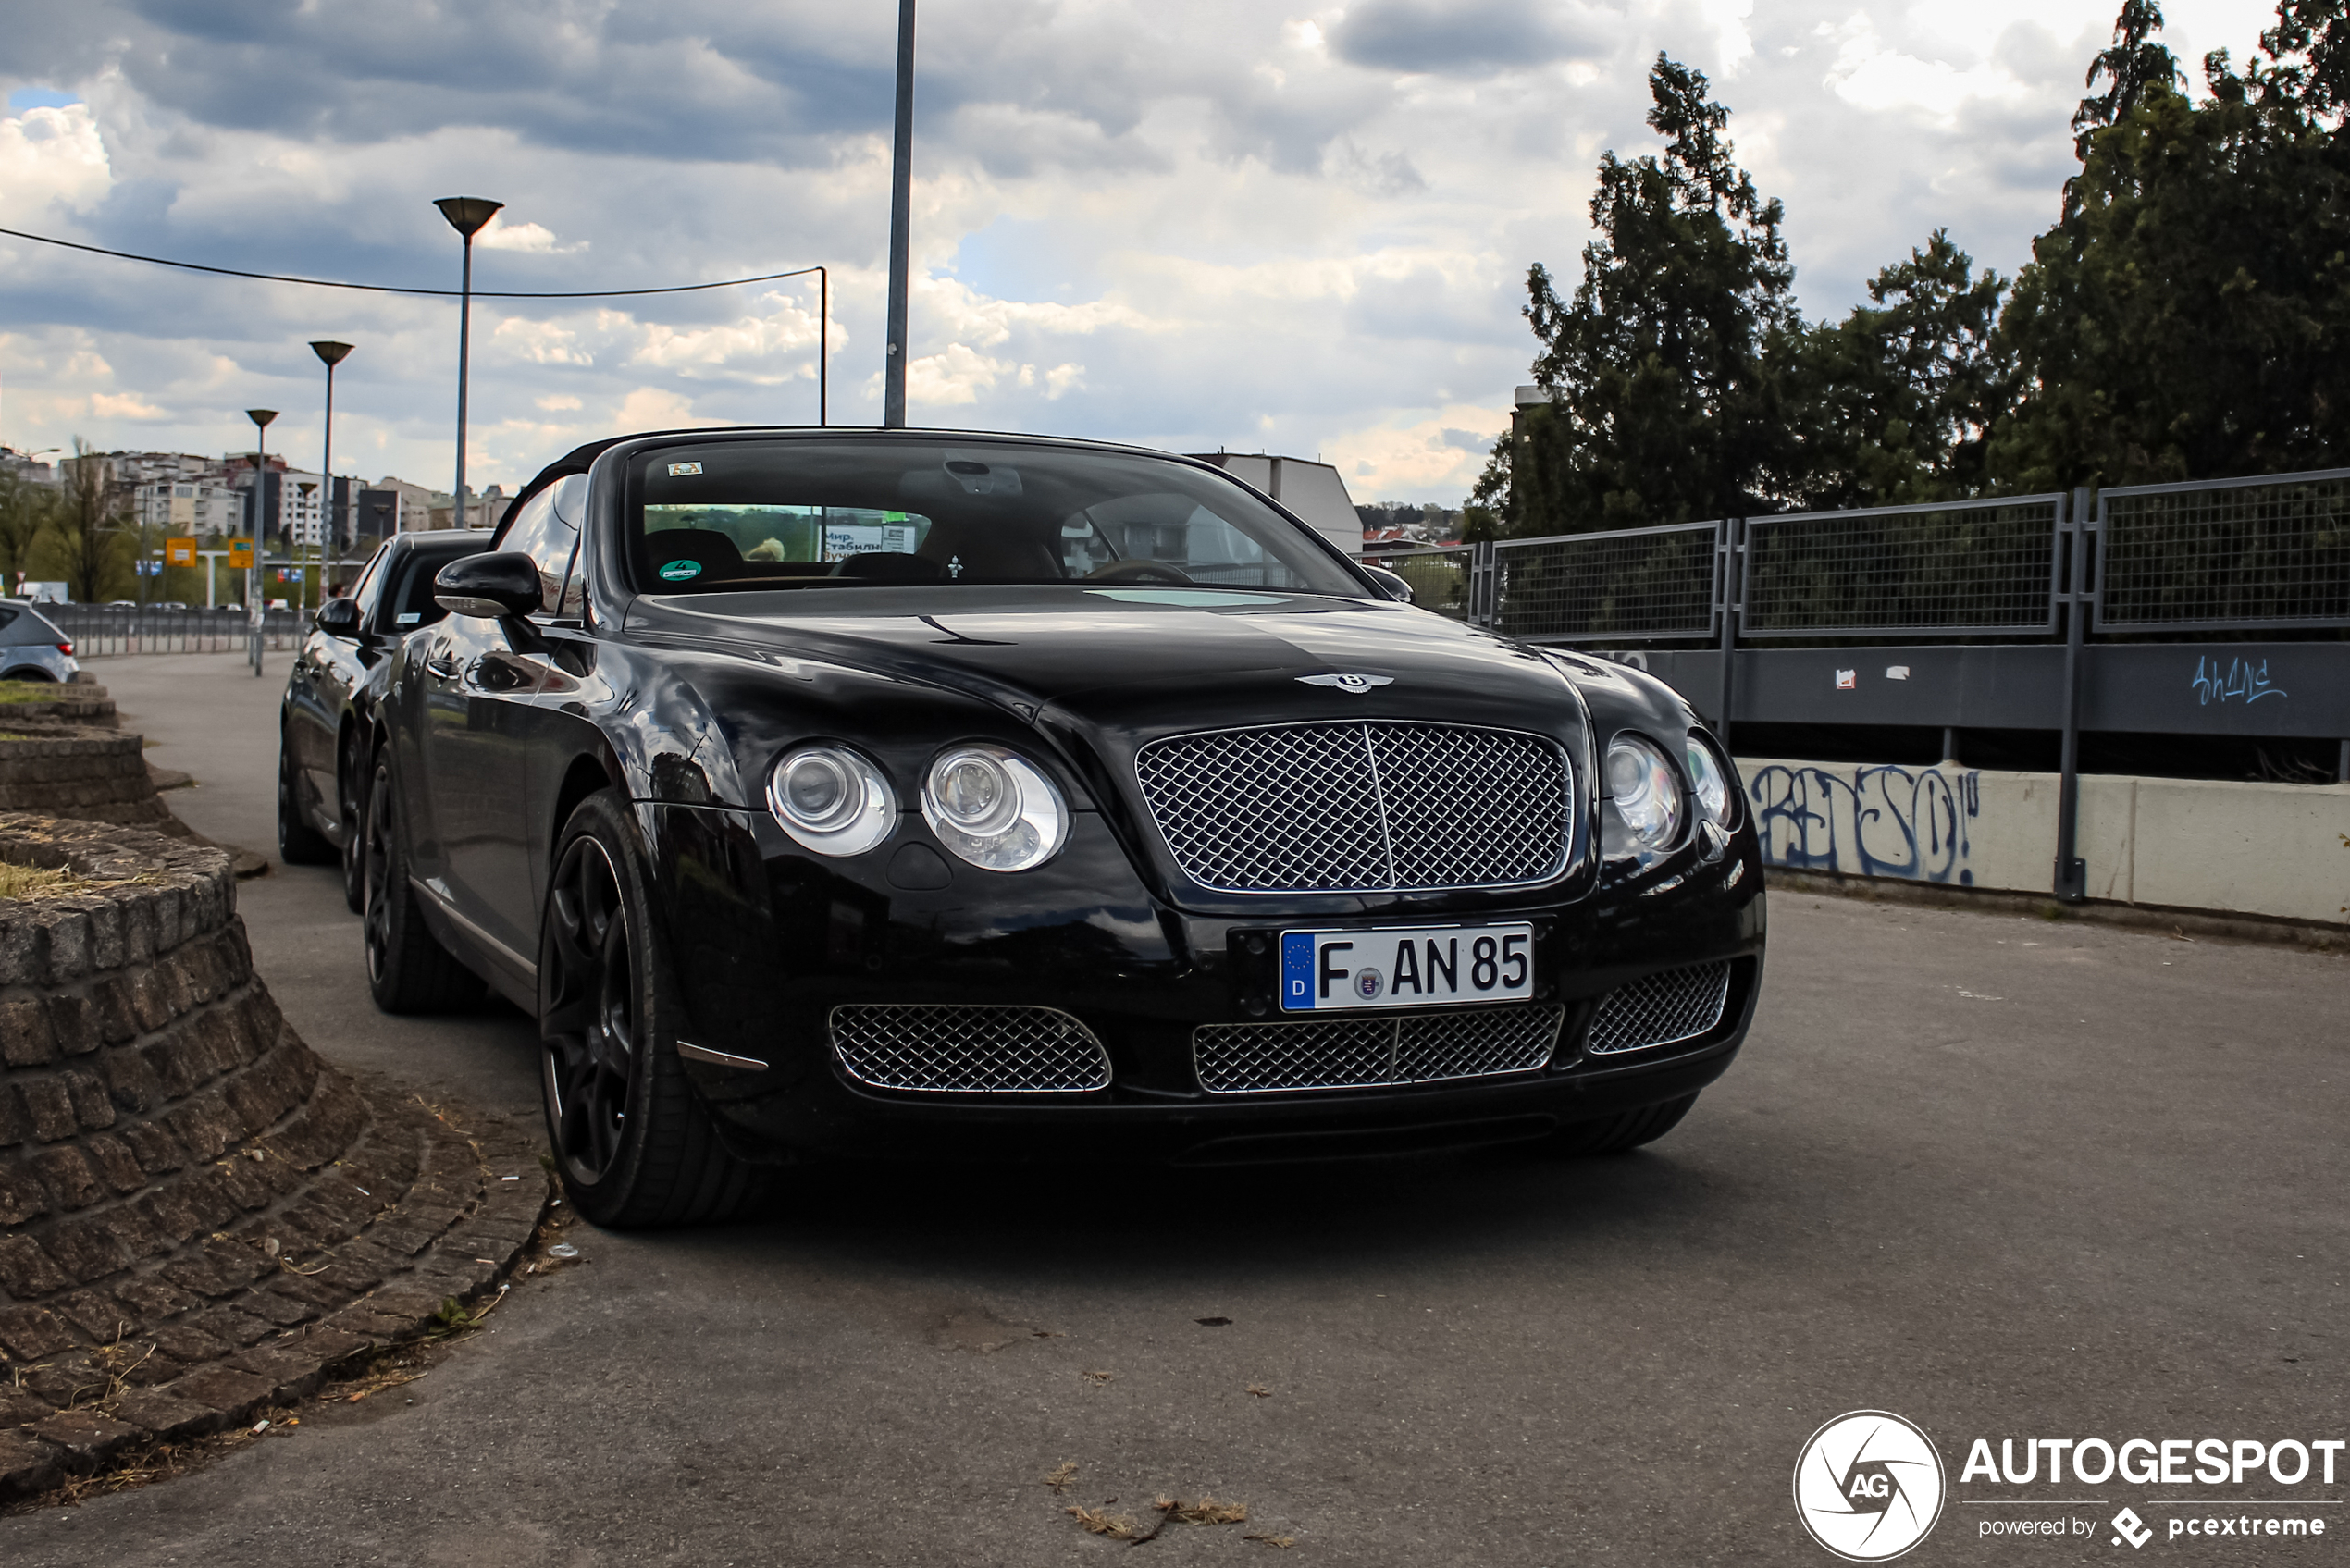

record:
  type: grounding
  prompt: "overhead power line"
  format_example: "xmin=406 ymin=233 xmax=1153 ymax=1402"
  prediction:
xmin=0 ymin=226 xmax=822 ymax=299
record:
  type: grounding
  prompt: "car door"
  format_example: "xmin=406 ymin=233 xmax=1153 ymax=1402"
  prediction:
xmin=415 ymin=491 xmax=581 ymax=982
xmin=290 ymin=544 xmax=389 ymax=825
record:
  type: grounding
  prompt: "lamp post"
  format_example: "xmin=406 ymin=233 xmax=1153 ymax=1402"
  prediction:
xmin=433 ymin=197 xmax=503 ymax=529
xmin=245 ymin=408 xmax=277 ymax=675
xmin=310 ymin=340 xmax=352 ymax=595
xmin=294 ymin=481 xmax=318 ymax=611
xmin=884 ymin=0 xmax=916 ymax=427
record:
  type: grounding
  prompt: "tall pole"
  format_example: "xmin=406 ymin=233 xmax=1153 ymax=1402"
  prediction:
xmin=311 ymin=341 xmax=352 ymax=601
xmin=884 ymin=0 xmax=916 ymax=428
xmin=246 ymin=408 xmax=277 ymax=675
xmin=435 ymin=198 xmax=503 ymax=529
xmin=819 ymin=267 xmax=829 ymax=426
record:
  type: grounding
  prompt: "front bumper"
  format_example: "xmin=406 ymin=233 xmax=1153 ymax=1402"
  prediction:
xmin=644 ymin=803 xmax=1766 ymax=1165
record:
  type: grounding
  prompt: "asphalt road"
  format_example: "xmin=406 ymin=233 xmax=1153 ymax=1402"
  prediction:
xmin=7 ymin=651 xmax=2344 ymax=1566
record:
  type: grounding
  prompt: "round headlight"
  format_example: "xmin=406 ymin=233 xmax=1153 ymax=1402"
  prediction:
xmin=922 ymin=745 xmax=1068 ymax=871
xmin=766 ymin=745 xmax=897 ymax=857
xmin=1603 ymin=735 xmax=1684 ymax=853
xmin=1684 ymin=734 xmax=1733 ymax=825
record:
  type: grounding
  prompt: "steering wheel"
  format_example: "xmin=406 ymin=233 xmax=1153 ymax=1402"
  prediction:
xmin=1083 ymin=560 xmax=1195 ymax=586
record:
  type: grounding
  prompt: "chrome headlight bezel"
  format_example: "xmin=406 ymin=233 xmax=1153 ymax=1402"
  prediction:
xmin=1601 ymin=733 xmax=1687 ymax=859
xmin=765 ymin=744 xmax=898 ymax=858
xmin=921 ymin=744 xmax=1069 ymax=872
xmin=1683 ymin=730 xmax=1737 ymax=829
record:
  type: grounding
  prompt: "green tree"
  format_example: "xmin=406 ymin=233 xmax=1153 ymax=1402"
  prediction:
xmin=49 ymin=439 xmax=131 ymax=602
xmin=0 ymin=473 xmax=51 ymax=586
xmin=1498 ymin=55 xmax=1800 ymax=535
xmin=1993 ymin=2 xmax=2350 ymax=489
xmin=1791 ymin=232 xmax=2015 ymax=508
xmin=2072 ymin=0 xmax=2185 ymax=162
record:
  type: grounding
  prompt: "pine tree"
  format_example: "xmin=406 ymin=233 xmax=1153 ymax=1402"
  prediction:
xmin=1495 ymin=56 xmax=1800 ymax=535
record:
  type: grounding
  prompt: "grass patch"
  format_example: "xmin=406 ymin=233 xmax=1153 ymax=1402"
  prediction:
xmin=0 ymin=863 xmax=92 ymax=901
xmin=0 ymin=683 xmax=75 ymax=705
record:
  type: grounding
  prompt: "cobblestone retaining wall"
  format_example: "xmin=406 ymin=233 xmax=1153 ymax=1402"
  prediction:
xmin=0 ymin=729 xmax=177 ymax=832
xmin=0 ymin=815 xmax=547 ymax=1496
xmin=0 ymin=685 xmax=118 ymax=730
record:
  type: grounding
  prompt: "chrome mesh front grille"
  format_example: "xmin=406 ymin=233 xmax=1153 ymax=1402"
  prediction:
xmin=830 ymin=1005 xmax=1111 ymax=1093
xmin=1586 ymin=962 xmax=1733 ymax=1055
xmin=1194 ymin=1005 xmax=1563 ymax=1093
xmin=1134 ymin=722 xmax=1571 ymax=894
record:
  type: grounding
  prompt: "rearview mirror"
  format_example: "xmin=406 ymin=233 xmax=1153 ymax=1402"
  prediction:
xmin=1361 ymin=563 xmax=1414 ymax=604
xmin=435 ymin=552 xmax=542 ymax=620
xmin=314 ymin=597 xmax=362 ymax=636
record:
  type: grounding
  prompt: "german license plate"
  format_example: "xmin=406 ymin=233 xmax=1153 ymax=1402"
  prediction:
xmin=1278 ymin=923 xmax=1534 ymax=1012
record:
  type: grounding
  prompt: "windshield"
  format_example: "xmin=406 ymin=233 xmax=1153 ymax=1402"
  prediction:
xmin=625 ymin=438 xmax=1367 ymax=598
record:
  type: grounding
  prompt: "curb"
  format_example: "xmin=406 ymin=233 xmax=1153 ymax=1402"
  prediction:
xmin=0 ymin=1084 xmax=550 ymax=1500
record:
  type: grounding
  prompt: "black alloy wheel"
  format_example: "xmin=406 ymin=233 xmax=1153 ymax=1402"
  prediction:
xmin=278 ymin=734 xmax=337 ymax=865
xmin=542 ymin=832 xmax=635 ymax=1189
xmin=338 ymin=732 xmax=368 ymax=913
xmin=361 ymin=756 xmax=480 ymax=1013
xmin=538 ymin=789 xmax=764 ymax=1228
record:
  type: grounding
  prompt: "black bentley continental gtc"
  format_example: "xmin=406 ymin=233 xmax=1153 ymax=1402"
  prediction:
xmin=361 ymin=428 xmax=1764 ymax=1227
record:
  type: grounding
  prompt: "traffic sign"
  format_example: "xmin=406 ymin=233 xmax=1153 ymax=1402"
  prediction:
xmin=228 ymin=540 xmax=254 ymax=569
xmin=166 ymin=536 xmax=196 ymax=566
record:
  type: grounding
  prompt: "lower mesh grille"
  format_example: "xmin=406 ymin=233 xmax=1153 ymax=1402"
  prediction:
xmin=1194 ymin=1005 xmax=1563 ymax=1094
xmin=1586 ymin=962 xmax=1733 ymax=1055
xmin=830 ymin=1005 xmax=1111 ymax=1093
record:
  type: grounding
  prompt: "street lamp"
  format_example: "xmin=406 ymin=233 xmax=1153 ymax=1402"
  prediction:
xmin=884 ymin=0 xmax=916 ymax=427
xmin=311 ymin=340 xmax=352 ymax=599
xmin=246 ymin=408 xmax=278 ymax=675
xmin=434 ymin=197 xmax=503 ymax=529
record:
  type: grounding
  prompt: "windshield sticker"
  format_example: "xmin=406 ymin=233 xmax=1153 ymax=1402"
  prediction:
xmin=666 ymin=462 xmax=702 ymax=476
xmin=658 ymin=560 xmax=703 ymax=582
xmin=1086 ymin=588 xmax=1290 ymax=607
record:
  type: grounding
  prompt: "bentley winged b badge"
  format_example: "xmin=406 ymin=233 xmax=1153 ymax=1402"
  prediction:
xmin=1296 ymin=673 xmax=1394 ymax=693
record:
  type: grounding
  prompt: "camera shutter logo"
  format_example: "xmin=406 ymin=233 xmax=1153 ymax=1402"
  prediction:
xmin=1793 ymin=1411 xmax=1946 ymax=1562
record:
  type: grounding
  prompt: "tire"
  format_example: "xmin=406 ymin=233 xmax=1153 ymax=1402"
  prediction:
xmin=1544 ymin=1093 xmax=1700 ymax=1157
xmin=278 ymin=734 xmax=337 ymax=865
xmin=338 ymin=730 xmax=369 ymax=913
xmin=539 ymin=789 xmax=766 ymax=1228
xmin=362 ymin=754 xmax=484 ymax=1013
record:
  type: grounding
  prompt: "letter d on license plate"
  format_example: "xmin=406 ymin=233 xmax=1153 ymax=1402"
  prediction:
xmin=1279 ymin=924 xmax=1534 ymax=1012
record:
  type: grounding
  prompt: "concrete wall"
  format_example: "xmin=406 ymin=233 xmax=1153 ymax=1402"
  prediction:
xmin=1738 ymin=756 xmax=2350 ymax=926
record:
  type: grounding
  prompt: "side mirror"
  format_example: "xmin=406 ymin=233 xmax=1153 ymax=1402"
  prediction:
xmin=314 ymin=597 xmax=362 ymax=636
xmin=435 ymin=552 xmax=542 ymax=620
xmin=1361 ymin=563 xmax=1415 ymax=604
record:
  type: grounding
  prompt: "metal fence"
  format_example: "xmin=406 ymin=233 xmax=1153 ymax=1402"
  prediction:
xmin=1361 ymin=544 xmax=1477 ymax=622
xmin=2096 ymin=468 xmax=2350 ymax=633
xmin=1454 ymin=468 xmax=2345 ymax=646
xmin=1488 ymin=522 xmax=1718 ymax=643
xmin=1738 ymin=492 xmax=2066 ymax=638
xmin=40 ymin=604 xmax=305 ymax=657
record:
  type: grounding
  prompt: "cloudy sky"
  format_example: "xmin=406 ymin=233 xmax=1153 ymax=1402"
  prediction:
xmin=0 ymin=0 xmax=2278 ymax=505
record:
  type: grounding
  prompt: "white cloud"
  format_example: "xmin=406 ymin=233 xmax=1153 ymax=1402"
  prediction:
xmin=0 ymin=104 xmax=112 ymax=221
xmin=0 ymin=0 xmax=2303 ymax=503
xmin=476 ymin=216 xmax=587 ymax=253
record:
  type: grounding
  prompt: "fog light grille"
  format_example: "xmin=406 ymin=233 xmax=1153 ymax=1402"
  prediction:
xmin=1586 ymin=962 xmax=1732 ymax=1055
xmin=830 ymin=1005 xmax=1111 ymax=1093
xmin=1194 ymin=1005 xmax=1562 ymax=1094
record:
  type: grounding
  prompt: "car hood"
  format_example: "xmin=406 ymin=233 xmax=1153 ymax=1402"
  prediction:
xmin=626 ymin=586 xmax=1581 ymax=735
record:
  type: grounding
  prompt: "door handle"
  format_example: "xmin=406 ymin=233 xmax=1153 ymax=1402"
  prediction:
xmin=426 ymin=648 xmax=461 ymax=680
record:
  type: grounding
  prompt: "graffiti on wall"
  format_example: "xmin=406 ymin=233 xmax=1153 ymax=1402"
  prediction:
xmin=1748 ymin=763 xmax=1982 ymax=883
xmin=2190 ymin=654 xmax=2285 ymax=705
